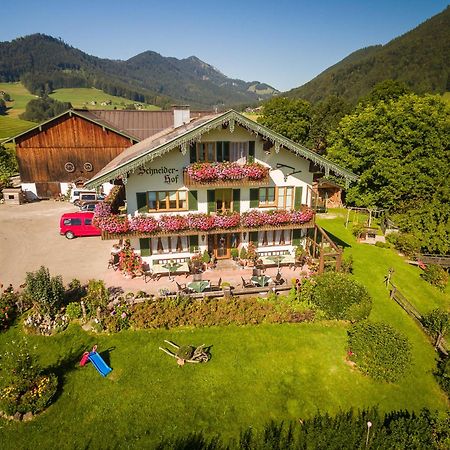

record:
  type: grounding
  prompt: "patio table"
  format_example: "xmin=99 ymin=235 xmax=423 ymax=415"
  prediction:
xmin=188 ymin=280 xmax=211 ymax=293
xmin=163 ymin=261 xmax=182 ymax=280
xmin=251 ymin=275 xmax=272 ymax=287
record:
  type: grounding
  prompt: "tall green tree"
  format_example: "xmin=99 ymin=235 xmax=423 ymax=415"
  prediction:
xmin=0 ymin=145 xmax=17 ymax=187
xmin=360 ymin=79 xmax=411 ymax=107
xmin=257 ymin=97 xmax=312 ymax=144
xmin=19 ymin=96 xmax=72 ymax=122
xmin=327 ymin=94 xmax=450 ymax=253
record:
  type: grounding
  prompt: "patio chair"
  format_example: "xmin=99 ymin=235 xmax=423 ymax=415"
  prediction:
xmin=142 ymin=263 xmax=153 ymax=283
xmin=209 ymin=277 xmax=222 ymax=291
xmin=176 ymin=281 xmax=190 ymax=294
xmin=241 ymin=276 xmax=253 ymax=288
xmin=107 ymin=253 xmax=119 ymax=271
xmin=274 ymin=272 xmax=286 ymax=286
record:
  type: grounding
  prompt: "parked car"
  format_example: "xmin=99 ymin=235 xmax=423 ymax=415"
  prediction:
xmin=79 ymin=200 xmax=102 ymax=212
xmin=70 ymin=189 xmax=104 ymax=206
xmin=60 ymin=212 xmax=101 ymax=239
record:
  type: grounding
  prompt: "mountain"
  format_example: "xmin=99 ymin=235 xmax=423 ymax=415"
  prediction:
xmin=286 ymin=6 xmax=450 ymax=103
xmin=0 ymin=34 xmax=278 ymax=108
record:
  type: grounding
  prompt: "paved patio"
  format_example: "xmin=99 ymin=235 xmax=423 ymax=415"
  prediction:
xmin=102 ymin=259 xmax=304 ymax=297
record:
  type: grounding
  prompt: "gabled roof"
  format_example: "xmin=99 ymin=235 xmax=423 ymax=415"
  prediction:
xmin=86 ymin=110 xmax=358 ymax=189
xmin=3 ymin=109 xmax=140 ymax=144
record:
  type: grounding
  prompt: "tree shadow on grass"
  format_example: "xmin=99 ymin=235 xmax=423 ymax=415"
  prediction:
xmin=98 ymin=346 xmax=116 ymax=367
xmin=321 ymin=229 xmax=352 ymax=249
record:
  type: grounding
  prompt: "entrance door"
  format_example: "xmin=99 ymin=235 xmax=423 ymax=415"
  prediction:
xmin=214 ymin=233 xmax=230 ymax=259
xmin=215 ymin=189 xmax=232 ymax=213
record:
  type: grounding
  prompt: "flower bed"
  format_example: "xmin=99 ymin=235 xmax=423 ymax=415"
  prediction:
xmin=186 ymin=162 xmax=269 ymax=183
xmin=94 ymin=208 xmax=314 ymax=237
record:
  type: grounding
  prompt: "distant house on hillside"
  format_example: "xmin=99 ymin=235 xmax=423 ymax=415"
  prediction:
xmin=4 ymin=109 xmax=208 ymax=199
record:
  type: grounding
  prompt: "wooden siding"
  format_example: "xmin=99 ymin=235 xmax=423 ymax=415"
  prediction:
xmin=16 ymin=115 xmax=134 ymax=183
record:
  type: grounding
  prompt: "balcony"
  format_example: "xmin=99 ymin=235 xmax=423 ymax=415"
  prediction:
xmin=183 ymin=162 xmax=270 ymax=187
xmin=96 ymin=208 xmax=315 ymax=240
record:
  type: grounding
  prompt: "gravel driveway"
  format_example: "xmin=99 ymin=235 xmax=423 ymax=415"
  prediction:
xmin=0 ymin=201 xmax=113 ymax=288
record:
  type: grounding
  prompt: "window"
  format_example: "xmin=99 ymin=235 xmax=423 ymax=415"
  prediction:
xmin=151 ymin=236 xmax=189 ymax=254
xmin=70 ymin=218 xmax=82 ymax=225
xmin=258 ymin=230 xmax=292 ymax=246
xmin=277 ymin=187 xmax=294 ymax=209
xmin=85 ymin=219 xmax=93 ymax=225
xmin=147 ymin=191 xmax=188 ymax=211
xmin=230 ymin=142 xmax=248 ymax=162
xmin=259 ymin=187 xmax=276 ymax=207
xmin=197 ymin=143 xmax=216 ymax=162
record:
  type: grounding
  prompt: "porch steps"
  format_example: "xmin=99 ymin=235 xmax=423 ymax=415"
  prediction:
xmin=215 ymin=259 xmax=241 ymax=271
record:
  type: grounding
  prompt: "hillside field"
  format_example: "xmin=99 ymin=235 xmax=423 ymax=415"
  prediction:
xmin=0 ymin=83 xmax=160 ymax=141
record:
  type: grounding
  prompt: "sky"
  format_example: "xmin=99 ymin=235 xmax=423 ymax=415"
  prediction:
xmin=2 ymin=0 xmax=448 ymax=91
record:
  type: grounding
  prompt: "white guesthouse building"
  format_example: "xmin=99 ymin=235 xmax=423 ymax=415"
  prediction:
xmin=86 ymin=108 xmax=356 ymax=267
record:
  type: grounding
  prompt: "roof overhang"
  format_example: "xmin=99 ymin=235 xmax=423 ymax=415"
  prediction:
xmin=2 ymin=109 xmax=140 ymax=145
xmin=86 ymin=110 xmax=358 ymax=189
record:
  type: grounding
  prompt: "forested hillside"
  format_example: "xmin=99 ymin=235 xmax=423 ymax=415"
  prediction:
xmin=286 ymin=6 xmax=450 ymax=103
xmin=0 ymin=34 xmax=277 ymax=108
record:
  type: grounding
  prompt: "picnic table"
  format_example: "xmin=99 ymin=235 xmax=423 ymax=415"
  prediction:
xmin=260 ymin=254 xmax=296 ymax=268
xmin=188 ymin=280 xmax=211 ymax=293
xmin=151 ymin=262 xmax=190 ymax=280
xmin=251 ymin=275 xmax=272 ymax=287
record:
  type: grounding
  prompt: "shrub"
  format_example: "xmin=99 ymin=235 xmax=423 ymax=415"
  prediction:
xmin=130 ymin=296 xmax=314 ymax=330
xmin=24 ymin=266 xmax=64 ymax=317
xmin=434 ymin=356 xmax=450 ymax=399
xmin=202 ymin=250 xmax=211 ymax=264
xmin=82 ymin=280 xmax=109 ymax=316
xmin=391 ymin=232 xmax=421 ymax=257
xmin=351 ymin=223 xmax=365 ymax=238
xmin=65 ymin=302 xmax=82 ymax=320
xmin=348 ymin=321 xmax=412 ymax=382
xmin=0 ymin=338 xmax=58 ymax=415
xmin=104 ymin=302 xmax=131 ymax=332
xmin=421 ymin=265 xmax=448 ymax=290
xmin=310 ymin=272 xmax=372 ymax=322
xmin=246 ymin=241 xmax=257 ymax=261
xmin=375 ymin=241 xmax=391 ymax=248
xmin=421 ymin=309 xmax=450 ymax=349
xmin=230 ymin=248 xmax=239 ymax=259
xmin=239 ymin=246 xmax=248 ymax=260
xmin=65 ymin=278 xmax=86 ymax=303
xmin=0 ymin=289 xmax=18 ymax=331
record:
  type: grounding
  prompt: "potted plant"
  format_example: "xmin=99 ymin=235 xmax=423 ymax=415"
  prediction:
xmin=239 ymin=246 xmax=248 ymax=266
xmin=230 ymin=248 xmax=239 ymax=260
xmin=246 ymin=241 xmax=257 ymax=267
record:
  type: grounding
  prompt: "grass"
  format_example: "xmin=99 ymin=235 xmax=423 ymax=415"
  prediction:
xmin=0 ymin=213 xmax=448 ymax=448
xmin=0 ymin=82 xmax=160 ymax=140
xmin=49 ymin=87 xmax=160 ymax=110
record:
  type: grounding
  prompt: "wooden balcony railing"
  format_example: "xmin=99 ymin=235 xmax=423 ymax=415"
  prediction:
xmin=183 ymin=168 xmax=270 ymax=187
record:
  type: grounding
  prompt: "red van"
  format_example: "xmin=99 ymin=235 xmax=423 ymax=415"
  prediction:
xmin=60 ymin=212 xmax=101 ymax=239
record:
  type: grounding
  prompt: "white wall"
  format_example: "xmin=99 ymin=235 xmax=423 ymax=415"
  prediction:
xmin=125 ymin=123 xmax=314 ymax=214
xmin=21 ymin=183 xmax=38 ymax=201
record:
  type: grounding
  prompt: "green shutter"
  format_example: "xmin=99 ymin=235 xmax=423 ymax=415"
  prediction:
xmin=292 ymin=229 xmax=302 ymax=246
xmin=139 ymin=238 xmax=151 ymax=256
xmin=136 ymin=192 xmax=147 ymax=213
xmin=189 ymin=235 xmax=199 ymax=253
xmin=249 ymin=231 xmax=258 ymax=247
xmin=250 ymin=188 xmax=259 ymax=208
xmin=188 ymin=190 xmax=198 ymax=210
xmin=190 ymin=143 xmax=196 ymax=163
xmin=232 ymin=189 xmax=240 ymax=212
xmin=294 ymin=186 xmax=303 ymax=210
xmin=248 ymin=141 xmax=255 ymax=162
xmin=217 ymin=142 xmax=223 ymax=162
xmin=224 ymin=141 xmax=230 ymax=161
xmin=207 ymin=190 xmax=215 ymax=213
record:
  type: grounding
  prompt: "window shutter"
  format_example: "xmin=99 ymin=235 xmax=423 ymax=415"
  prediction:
xmin=139 ymin=238 xmax=151 ymax=256
xmin=248 ymin=141 xmax=255 ymax=162
xmin=232 ymin=189 xmax=240 ymax=212
xmin=249 ymin=188 xmax=259 ymax=208
xmin=294 ymin=186 xmax=303 ymax=210
xmin=188 ymin=190 xmax=198 ymax=210
xmin=292 ymin=229 xmax=302 ymax=246
xmin=249 ymin=231 xmax=258 ymax=247
xmin=216 ymin=142 xmax=223 ymax=162
xmin=136 ymin=192 xmax=147 ymax=213
xmin=189 ymin=235 xmax=199 ymax=253
xmin=207 ymin=190 xmax=215 ymax=213
xmin=224 ymin=141 xmax=230 ymax=161
xmin=189 ymin=143 xmax=196 ymax=163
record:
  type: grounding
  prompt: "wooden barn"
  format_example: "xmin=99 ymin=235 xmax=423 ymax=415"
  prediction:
xmin=6 ymin=108 xmax=204 ymax=199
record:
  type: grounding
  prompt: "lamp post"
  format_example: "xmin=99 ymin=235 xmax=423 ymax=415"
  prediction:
xmin=365 ymin=421 xmax=372 ymax=447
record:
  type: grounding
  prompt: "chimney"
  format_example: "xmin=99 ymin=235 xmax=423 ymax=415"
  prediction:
xmin=172 ymin=105 xmax=190 ymax=128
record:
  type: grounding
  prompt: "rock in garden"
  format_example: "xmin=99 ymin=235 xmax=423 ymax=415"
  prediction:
xmin=22 ymin=412 xmax=33 ymax=421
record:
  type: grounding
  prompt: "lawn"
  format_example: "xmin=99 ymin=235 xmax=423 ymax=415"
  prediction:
xmin=49 ymin=87 xmax=160 ymax=110
xmin=0 ymin=212 xmax=448 ymax=448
